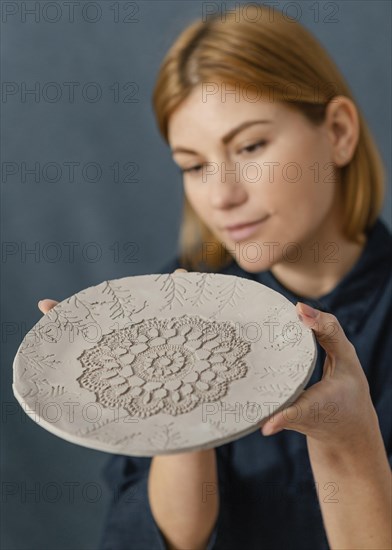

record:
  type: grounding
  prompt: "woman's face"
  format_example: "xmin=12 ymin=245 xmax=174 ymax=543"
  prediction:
xmin=168 ymin=82 xmax=341 ymax=273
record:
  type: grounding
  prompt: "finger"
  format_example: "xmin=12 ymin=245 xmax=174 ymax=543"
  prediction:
xmin=260 ymin=392 xmax=308 ymax=436
xmin=173 ymin=268 xmax=188 ymax=274
xmin=296 ymin=302 xmax=355 ymax=360
xmin=38 ymin=299 xmax=59 ymax=314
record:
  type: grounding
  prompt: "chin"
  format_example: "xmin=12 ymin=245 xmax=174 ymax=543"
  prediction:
xmin=224 ymin=236 xmax=279 ymax=273
xmin=235 ymin=256 xmax=275 ymax=274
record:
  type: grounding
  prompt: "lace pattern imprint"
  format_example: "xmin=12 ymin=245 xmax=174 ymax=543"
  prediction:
xmin=76 ymin=314 xmax=252 ymax=418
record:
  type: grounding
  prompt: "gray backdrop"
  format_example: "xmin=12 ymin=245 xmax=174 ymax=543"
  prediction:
xmin=1 ymin=1 xmax=391 ymax=548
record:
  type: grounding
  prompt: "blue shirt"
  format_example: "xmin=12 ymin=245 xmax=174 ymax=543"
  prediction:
xmin=98 ymin=217 xmax=392 ymax=550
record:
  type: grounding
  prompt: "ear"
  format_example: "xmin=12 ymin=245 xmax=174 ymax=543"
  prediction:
xmin=324 ymin=95 xmax=360 ymax=167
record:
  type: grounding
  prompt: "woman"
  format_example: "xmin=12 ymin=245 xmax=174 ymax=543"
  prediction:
xmin=39 ymin=4 xmax=391 ymax=549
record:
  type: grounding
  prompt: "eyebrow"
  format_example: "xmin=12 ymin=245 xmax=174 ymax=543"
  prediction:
xmin=171 ymin=119 xmax=273 ymax=156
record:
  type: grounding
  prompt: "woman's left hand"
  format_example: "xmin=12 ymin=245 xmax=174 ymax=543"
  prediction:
xmin=260 ymin=302 xmax=378 ymax=451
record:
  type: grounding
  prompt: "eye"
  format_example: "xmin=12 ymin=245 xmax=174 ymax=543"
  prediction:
xmin=178 ymin=141 xmax=268 ymax=176
xmin=238 ymin=140 xmax=268 ymax=155
xmin=179 ymin=164 xmax=204 ymax=175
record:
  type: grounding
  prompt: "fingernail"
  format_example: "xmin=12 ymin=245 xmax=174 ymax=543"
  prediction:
xmin=298 ymin=302 xmax=319 ymax=319
xmin=38 ymin=300 xmax=43 ymax=306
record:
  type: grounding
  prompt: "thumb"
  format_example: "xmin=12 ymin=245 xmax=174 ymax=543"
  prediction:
xmin=296 ymin=302 xmax=354 ymax=360
xmin=261 ymin=392 xmax=307 ymax=436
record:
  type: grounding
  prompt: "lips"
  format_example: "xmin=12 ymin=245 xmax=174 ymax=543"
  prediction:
xmin=224 ymin=216 xmax=268 ymax=230
xmin=223 ymin=216 xmax=270 ymax=242
xmin=224 ymin=219 xmax=261 ymax=229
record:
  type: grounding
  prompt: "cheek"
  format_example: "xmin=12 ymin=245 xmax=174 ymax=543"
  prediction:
xmin=265 ymin=154 xmax=336 ymax=215
xmin=287 ymin=140 xmax=335 ymax=205
xmin=184 ymin=183 xmax=210 ymax=220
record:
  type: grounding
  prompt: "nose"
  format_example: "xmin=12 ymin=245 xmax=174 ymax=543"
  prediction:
xmin=208 ymin=161 xmax=248 ymax=209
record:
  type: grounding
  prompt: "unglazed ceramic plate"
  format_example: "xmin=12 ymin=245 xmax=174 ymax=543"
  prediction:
xmin=13 ymin=272 xmax=317 ymax=456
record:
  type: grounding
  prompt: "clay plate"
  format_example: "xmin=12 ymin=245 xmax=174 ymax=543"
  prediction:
xmin=12 ymin=272 xmax=317 ymax=456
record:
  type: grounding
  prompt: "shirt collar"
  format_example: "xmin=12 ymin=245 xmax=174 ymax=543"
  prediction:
xmin=220 ymin=218 xmax=392 ymax=335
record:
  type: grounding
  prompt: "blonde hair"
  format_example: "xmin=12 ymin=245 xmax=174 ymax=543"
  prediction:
xmin=152 ymin=4 xmax=385 ymax=271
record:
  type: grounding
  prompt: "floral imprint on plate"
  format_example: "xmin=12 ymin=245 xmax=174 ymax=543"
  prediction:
xmin=76 ymin=314 xmax=252 ymax=419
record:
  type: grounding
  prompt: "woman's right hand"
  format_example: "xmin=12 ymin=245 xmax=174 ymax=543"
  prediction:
xmin=37 ymin=299 xmax=59 ymax=314
xmin=37 ymin=269 xmax=188 ymax=315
